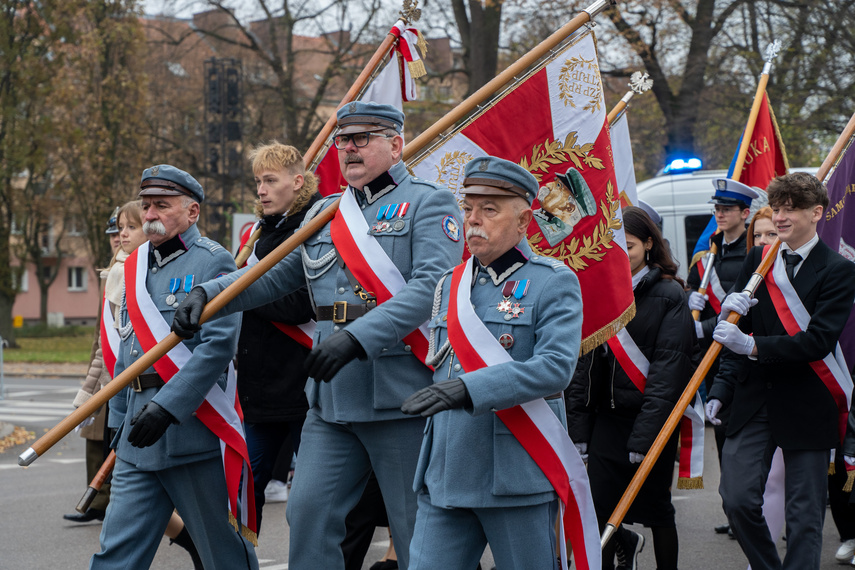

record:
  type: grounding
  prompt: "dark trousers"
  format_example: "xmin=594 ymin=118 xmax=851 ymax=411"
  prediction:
xmin=829 ymin=449 xmax=855 ymax=541
xmin=245 ymin=419 xmax=304 ymax=532
xmin=720 ymin=406 xmax=828 ymax=570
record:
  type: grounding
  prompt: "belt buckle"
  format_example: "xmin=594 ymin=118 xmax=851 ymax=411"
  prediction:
xmin=132 ymin=377 xmax=142 ymax=392
xmin=332 ymin=301 xmax=347 ymax=324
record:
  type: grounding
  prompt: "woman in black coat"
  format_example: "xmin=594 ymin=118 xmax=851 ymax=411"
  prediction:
xmin=566 ymin=206 xmax=695 ymax=570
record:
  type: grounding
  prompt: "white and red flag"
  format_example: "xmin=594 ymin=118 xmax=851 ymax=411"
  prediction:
xmin=409 ymin=27 xmax=634 ymax=352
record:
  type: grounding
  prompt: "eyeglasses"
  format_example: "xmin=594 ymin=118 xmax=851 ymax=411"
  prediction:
xmin=333 ymin=132 xmax=395 ymax=149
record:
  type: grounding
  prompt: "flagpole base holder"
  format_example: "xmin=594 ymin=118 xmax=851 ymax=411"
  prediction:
xmin=18 ymin=447 xmax=38 ymax=466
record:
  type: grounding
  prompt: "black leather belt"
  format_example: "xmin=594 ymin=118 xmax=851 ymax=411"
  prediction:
xmin=316 ymin=301 xmax=374 ymax=323
xmin=132 ymin=372 xmax=165 ymax=392
xmin=545 ymin=392 xmax=563 ymax=400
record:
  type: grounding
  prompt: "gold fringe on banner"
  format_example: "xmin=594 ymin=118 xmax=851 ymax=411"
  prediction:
xmin=843 ymin=469 xmax=855 ymax=493
xmin=677 ymin=476 xmax=704 ymax=490
xmin=415 ymin=29 xmax=428 ymax=57
xmin=580 ymin=301 xmax=636 ymax=355
xmin=229 ymin=511 xmax=259 ymax=546
xmin=829 ymin=461 xmax=836 ymax=476
xmin=408 ymin=58 xmax=426 ymax=79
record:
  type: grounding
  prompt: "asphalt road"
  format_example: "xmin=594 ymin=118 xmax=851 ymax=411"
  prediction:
xmin=0 ymin=376 xmax=852 ymax=569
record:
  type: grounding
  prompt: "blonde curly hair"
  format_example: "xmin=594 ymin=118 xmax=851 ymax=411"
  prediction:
xmin=249 ymin=142 xmax=319 ymax=218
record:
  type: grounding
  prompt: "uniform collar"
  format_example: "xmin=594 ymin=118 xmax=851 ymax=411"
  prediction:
xmin=351 ymin=160 xmax=408 ymax=205
xmin=474 ymin=239 xmax=531 ymax=286
xmin=149 ymin=224 xmax=199 ymax=268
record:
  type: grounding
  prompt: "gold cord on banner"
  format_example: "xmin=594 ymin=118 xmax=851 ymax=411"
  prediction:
xmin=580 ymin=301 xmax=636 ymax=355
xmin=677 ymin=476 xmax=704 ymax=490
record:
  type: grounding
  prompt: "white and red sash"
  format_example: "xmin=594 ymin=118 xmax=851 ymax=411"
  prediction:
xmin=606 ymin=328 xmax=705 ymax=489
xmin=240 ymin=222 xmax=315 ymax=349
xmin=125 ymin=243 xmax=258 ymax=543
xmin=697 ymin=255 xmax=724 ymax=314
xmin=100 ymin=291 xmax=119 ymax=378
xmin=763 ymin=245 xmax=852 ymax=442
xmin=329 ymin=188 xmax=430 ymax=365
xmin=446 ymin=257 xmax=599 ymax=570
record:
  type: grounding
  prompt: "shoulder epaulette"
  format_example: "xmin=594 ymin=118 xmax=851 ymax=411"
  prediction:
xmin=529 ymin=254 xmax=570 ymax=273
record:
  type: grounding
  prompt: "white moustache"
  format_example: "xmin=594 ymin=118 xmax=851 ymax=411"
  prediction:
xmin=466 ymin=227 xmax=489 ymax=241
xmin=143 ymin=220 xmax=167 ymax=236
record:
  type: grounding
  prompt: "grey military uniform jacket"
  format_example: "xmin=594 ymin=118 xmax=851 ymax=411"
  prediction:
xmin=413 ymin=240 xmax=583 ymax=508
xmin=110 ymin=224 xmax=240 ymax=471
xmin=199 ymin=161 xmax=464 ymax=423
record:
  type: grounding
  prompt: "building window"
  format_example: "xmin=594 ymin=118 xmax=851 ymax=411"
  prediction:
xmin=12 ymin=270 xmax=28 ymax=292
xmin=68 ymin=267 xmax=87 ymax=292
xmin=66 ymin=217 xmax=84 ymax=236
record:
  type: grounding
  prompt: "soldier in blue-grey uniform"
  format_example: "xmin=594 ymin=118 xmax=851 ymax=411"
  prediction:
xmin=91 ymin=165 xmax=258 ymax=570
xmin=172 ymin=102 xmax=464 ymax=569
xmin=401 ymin=157 xmax=583 ymax=569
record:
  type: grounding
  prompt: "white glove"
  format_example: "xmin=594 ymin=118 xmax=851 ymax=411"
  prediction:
xmin=575 ymin=442 xmax=588 ymax=463
xmin=694 ymin=320 xmax=704 ymax=339
xmin=629 ymin=452 xmax=645 ymax=464
xmin=720 ymin=292 xmax=758 ymax=318
xmin=705 ymin=399 xmax=722 ymax=426
xmin=845 ymin=456 xmax=855 ymax=467
xmin=713 ymin=321 xmax=756 ymax=355
xmin=688 ymin=291 xmax=707 ymax=312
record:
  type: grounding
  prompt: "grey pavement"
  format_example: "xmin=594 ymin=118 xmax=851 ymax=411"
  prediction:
xmin=0 ymin=376 xmax=852 ymax=569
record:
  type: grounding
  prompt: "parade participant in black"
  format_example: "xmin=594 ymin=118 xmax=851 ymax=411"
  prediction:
xmin=686 ymin=178 xmax=758 ymax=535
xmin=237 ymin=142 xmax=318 ymax=531
xmin=708 ymin=172 xmax=855 ymax=569
xmin=567 ymin=206 xmax=695 ymax=570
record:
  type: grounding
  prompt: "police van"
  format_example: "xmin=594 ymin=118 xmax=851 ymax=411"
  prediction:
xmin=636 ymin=162 xmax=818 ymax=279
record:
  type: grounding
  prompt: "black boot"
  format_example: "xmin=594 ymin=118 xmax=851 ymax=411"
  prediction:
xmin=170 ymin=527 xmax=204 ymax=570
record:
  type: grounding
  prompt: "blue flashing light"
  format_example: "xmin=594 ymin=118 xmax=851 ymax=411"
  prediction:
xmin=663 ymin=157 xmax=703 ymax=174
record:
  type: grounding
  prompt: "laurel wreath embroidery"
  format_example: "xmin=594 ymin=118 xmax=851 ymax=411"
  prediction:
xmin=434 ymin=150 xmax=473 ymax=202
xmin=558 ymin=55 xmax=602 ymax=113
xmin=520 ymin=131 xmax=605 ymax=181
xmin=528 ymin=181 xmax=622 ymax=270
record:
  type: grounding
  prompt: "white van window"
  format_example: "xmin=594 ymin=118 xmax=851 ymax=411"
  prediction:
xmin=684 ymin=215 xmax=712 ymax=267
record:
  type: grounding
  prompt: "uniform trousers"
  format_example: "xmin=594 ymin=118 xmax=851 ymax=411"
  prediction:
xmin=408 ymin=492 xmax=559 ymax=570
xmin=91 ymin=456 xmax=258 ymax=570
xmin=720 ymin=405 xmax=828 ymax=570
xmin=285 ymin=408 xmax=424 ymax=570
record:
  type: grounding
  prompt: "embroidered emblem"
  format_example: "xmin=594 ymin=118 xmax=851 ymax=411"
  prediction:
xmin=499 ymin=333 xmax=514 ymax=349
xmin=348 ymin=102 xmax=357 ymax=113
xmin=441 ymin=215 xmax=460 ymax=242
xmin=150 ymin=165 xmax=160 ymax=176
xmin=478 ymin=159 xmax=489 ymax=172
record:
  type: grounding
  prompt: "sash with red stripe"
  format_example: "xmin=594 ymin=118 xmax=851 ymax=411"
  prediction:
xmin=606 ymin=328 xmax=705 ymax=489
xmin=329 ymin=189 xmax=430 ymax=365
xmin=446 ymin=257 xmax=599 ymax=570
xmin=697 ymin=255 xmax=724 ymax=314
xmin=125 ymin=243 xmax=258 ymax=543
xmin=763 ymin=245 xmax=852 ymax=443
xmin=240 ymin=222 xmax=315 ymax=349
xmin=100 ymin=291 xmax=119 ymax=378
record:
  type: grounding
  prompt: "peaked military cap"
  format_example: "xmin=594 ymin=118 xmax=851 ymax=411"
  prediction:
xmin=638 ymin=199 xmax=662 ymax=225
xmin=139 ymin=164 xmax=204 ymax=203
xmin=105 ymin=206 xmax=119 ymax=234
xmin=336 ymin=101 xmax=405 ymax=135
xmin=708 ymin=178 xmax=759 ymax=207
xmin=462 ymin=156 xmax=537 ymax=205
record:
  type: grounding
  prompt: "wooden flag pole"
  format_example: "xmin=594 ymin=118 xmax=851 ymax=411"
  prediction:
xmin=402 ymin=0 xmax=617 ymax=162
xmin=601 ymin=104 xmax=855 ymax=549
xmin=693 ymin=41 xmax=782 ymax=322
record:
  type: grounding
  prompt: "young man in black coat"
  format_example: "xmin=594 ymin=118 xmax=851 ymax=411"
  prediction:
xmin=706 ymin=172 xmax=855 ymax=569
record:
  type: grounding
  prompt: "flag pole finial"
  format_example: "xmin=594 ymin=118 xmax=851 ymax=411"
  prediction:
xmin=762 ymin=40 xmax=782 ymax=75
xmin=400 ymin=0 xmax=421 ymax=24
xmin=584 ymin=0 xmax=617 ymax=19
xmin=629 ymin=71 xmax=653 ymax=94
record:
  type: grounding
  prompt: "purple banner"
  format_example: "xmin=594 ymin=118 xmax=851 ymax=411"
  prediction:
xmin=817 ymin=140 xmax=855 ymax=371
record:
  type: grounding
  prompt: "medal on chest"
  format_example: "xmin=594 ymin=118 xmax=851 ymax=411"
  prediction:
xmin=496 ymin=279 xmax=529 ymax=320
xmin=371 ymin=202 xmax=410 ymax=233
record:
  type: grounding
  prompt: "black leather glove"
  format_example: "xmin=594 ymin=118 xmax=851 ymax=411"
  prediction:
xmin=127 ymin=402 xmax=177 ymax=448
xmin=171 ymin=287 xmax=207 ymax=339
xmin=401 ymin=379 xmax=472 ymax=417
xmin=304 ymin=330 xmax=365 ymax=382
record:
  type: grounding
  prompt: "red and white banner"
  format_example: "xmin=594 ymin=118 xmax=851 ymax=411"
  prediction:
xmin=446 ymin=256 xmax=600 ymax=570
xmin=410 ymin=28 xmax=634 ymax=352
xmin=764 ymin=246 xmax=852 ymax=441
xmin=125 ymin=243 xmax=258 ymax=542
xmin=239 ymin=223 xmax=315 ymax=349
xmin=696 ymin=255 xmax=724 ymax=314
xmin=100 ymin=293 xmax=119 ymax=378
xmin=329 ymin=189 xmax=431 ymax=365
xmin=610 ymin=113 xmax=638 ymax=207
xmin=606 ymin=327 xmax=704 ymax=488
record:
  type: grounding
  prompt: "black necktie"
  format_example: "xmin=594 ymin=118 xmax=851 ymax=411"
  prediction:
xmin=783 ymin=251 xmax=802 ymax=281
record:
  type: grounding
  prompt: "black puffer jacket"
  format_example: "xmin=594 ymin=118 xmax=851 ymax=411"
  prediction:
xmin=687 ymin=230 xmax=747 ymax=342
xmin=566 ymin=267 xmax=696 ymax=453
xmin=236 ymin=194 xmax=320 ymax=423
